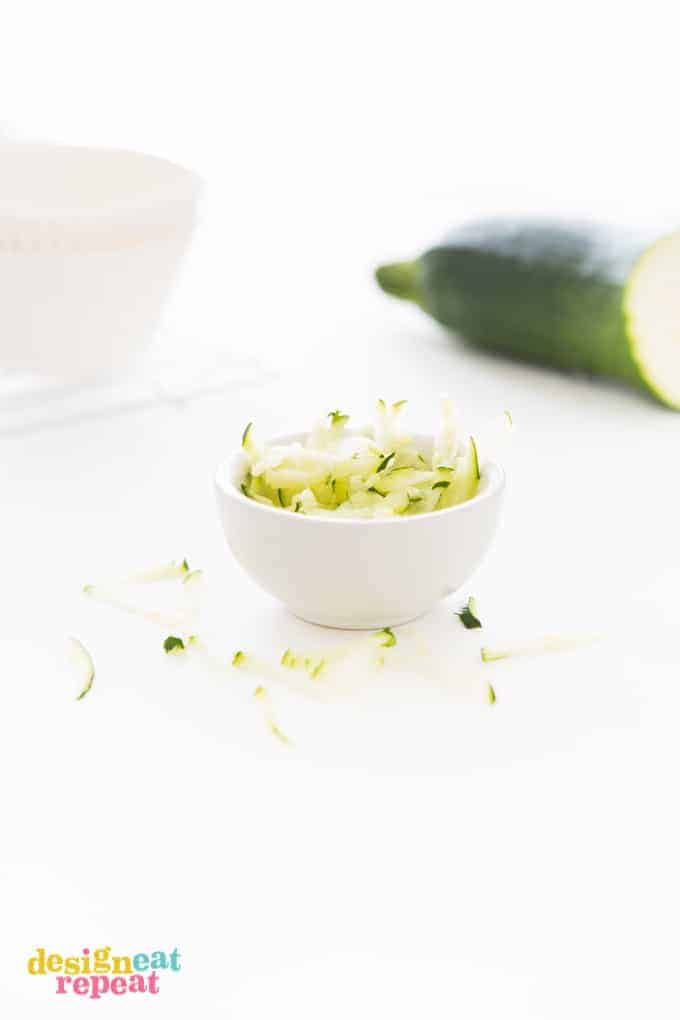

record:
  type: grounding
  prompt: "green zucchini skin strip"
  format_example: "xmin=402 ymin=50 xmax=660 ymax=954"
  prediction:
xmin=376 ymin=220 xmax=679 ymax=409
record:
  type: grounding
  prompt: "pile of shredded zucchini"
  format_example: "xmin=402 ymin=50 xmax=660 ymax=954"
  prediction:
xmin=240 ymin=398 xmax=481 ymax=518
xmin=77 ymin=549 xmax=599 ymax=730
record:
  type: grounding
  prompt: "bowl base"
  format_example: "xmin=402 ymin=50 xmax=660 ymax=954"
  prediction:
xmin=289 ymin=607 xmax=431 ymax=631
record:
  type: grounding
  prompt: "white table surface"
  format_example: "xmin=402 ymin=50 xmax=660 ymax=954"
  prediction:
xmin=2 ymin=3 xmax=680 ymax=1004
xmin=2 ymin=257 xmax=680 ymax=1017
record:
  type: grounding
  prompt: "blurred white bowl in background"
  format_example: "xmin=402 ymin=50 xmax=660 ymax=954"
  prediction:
xmin=0 ymin=144 xmax=200 ymax=379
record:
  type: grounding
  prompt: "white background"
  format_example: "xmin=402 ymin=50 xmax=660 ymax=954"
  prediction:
xmin=2 ymin=1 xmax=680 ymax=1016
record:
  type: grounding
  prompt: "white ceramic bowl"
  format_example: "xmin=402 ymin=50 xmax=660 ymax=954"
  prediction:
xmin=0 ymin=143 xmax=200 ymax=379
xmin=215 ymin=432 xmax=505 ymax=629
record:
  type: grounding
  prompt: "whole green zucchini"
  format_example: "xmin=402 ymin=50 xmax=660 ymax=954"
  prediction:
xmin=375 ymin=219 xmax=680 ymax=409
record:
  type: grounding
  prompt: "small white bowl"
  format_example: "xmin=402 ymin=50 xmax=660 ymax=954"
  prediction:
xmin=0 ymin=143 xmax=200 ymax=379
xmin=215 ymin=432 xmax=505 ymax=629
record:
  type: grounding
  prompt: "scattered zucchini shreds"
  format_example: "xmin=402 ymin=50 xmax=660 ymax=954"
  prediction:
xmin=187 ymin=634 xmax=200 ymax=646
xmin=432 ymin=480 xmax=450 ymax=490
xmin=278 ymin=488 xmax=285 ymax=507
xmin=281 ymin=648 xmax=325 ymax=677
xmin=82 ymin=586 xmax=190 ymax=628
xmin=232 ymin=650 xmax=246 ymax=667
xmin=163 ymin=635 xmax=185 ymax=654
xmin=367 ymin=486 xmax=387 ymax=497
xmin=480 ymin=634 xmax=597 ymax=663
xmin=376 ymin=398 xmax=386 ymax=410
xmin=392 ymin=399 xmax=408 ymax=410
xmin=241 ymin=422 xmax=253 ymax=448
xmin=457 ymin=596 xmax=482 ymax=630
xmin=504 ymin=410 xmax=513 ymax=427
xmin=84 ymin=560 xmax=191 ymax=587
xmin=269 ymin=722 xmax=290 ymax=744
xmin=376 ymin=627 xmax=397 ymax=648
xmin=69 ymin=637 xmax=95 ymax=701
xmin=132 ymin=559 xmax=189 ymax=581
xmin=481 ymin=648 xmax=506 ymax=663
xmin=328 ymin=409 xmax=350 ymax=427
xmin=487 ymin=683 xmax=497 ymax=705
xmin=182 ymin=568 xmax=203 ymax=586
xmin=417 ymin=453 xmax=427 ymax=465
xmin=253 ymin=686 xmax=291 ymax=745
xmin=376 ymin=451 xmax=396 ymax=473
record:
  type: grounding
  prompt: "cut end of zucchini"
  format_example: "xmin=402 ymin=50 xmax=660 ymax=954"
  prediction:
xmin=374 ymin=260 xmax=425 ymax=306
xmin=625 ymin=231 xmax=680 ymax=409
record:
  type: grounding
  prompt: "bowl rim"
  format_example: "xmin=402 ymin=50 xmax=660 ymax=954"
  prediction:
xmin=0 ymin=143 xmax=201 ymax=222
xmin=215 ymin=430 xmax=505 ymax=527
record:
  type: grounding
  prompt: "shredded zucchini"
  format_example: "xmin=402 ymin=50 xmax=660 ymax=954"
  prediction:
xmin=83 ymin=586 xmax=191 ymax=628
xmin=69 ymin=637 xmax=95 ymax=701
xmin=309 ymin=658 xmax=326 ymax=679
xmin=127 ymin=559 xmax=190 ymax=582
xmin=481 ymin=634 xmax=597 ymax=662
xmin=83 ymin=558 xmax=200 ymax=629
xmin=457 ymin=597 xmax=482 ymax=630
xmin=84 ymin=559 xmax=190 ymax=588
xmin=163 ymin=635 xmax=185 ymax=654
xmin=281 ymin=648 xmax=326 ymax=678
xmin=182 ymin=569 xmax=203 ymax=587
xmin=376 ymin=451 xmax=396 ymax=473
xmin=237 ymin=397 xmax=485 ymax=519
xmin=375 ymin=627 xmax=397 ymax=648
xmin=253 ymin=686 xmax=291 ymax=745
